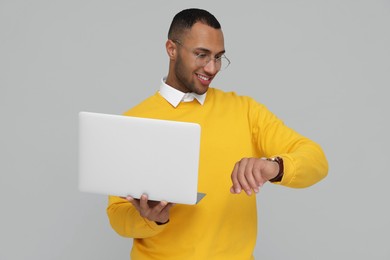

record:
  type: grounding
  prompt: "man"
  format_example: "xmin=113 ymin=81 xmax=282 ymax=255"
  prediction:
xmin=107 ymin=8 xmax=328 ymax=260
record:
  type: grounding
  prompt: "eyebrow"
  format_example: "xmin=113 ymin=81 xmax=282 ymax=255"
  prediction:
xmin=194 ymin=47 xmax=226 ymax=56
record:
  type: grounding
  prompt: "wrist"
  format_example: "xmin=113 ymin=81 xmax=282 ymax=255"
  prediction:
xmin=263 ymin=156 xmax=284 ymax=182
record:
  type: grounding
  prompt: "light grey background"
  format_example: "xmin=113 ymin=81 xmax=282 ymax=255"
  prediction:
xmin=1 ymin=0 xmax=389 ymax=259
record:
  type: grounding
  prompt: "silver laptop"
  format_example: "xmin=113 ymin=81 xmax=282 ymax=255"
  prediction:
xmin=78 ymin=111 xmax=205 ymax=205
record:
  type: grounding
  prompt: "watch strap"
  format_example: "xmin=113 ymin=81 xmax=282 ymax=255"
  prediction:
xmin=265 ymin=156 xmax=284 ymax=182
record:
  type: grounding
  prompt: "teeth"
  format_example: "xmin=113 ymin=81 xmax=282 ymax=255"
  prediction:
xmin=197 ymin=74 xmax=210 ymax=81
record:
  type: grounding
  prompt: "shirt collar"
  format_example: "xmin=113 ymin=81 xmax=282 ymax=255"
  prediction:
xmin=159 ymin=77 xmax=206 ymax=108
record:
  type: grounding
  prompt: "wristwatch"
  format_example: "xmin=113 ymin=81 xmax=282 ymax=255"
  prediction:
xmin=265 ymin=156 xmax=284 ymax=182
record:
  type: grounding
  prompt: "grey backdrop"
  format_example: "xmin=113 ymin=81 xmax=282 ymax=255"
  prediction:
xmin=1 ymin=0 xmax=389 ymax=259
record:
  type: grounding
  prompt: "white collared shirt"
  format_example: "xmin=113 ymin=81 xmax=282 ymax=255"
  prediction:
xmin=159 ymin=77 xmax=206 ymax=108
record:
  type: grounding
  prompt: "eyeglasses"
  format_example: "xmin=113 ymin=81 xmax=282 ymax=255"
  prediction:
xmin=173 ymin=40 xmax=231 ymax=71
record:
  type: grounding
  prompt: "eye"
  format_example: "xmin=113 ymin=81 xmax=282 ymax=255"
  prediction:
xmin=196 ymin=53 xmax=208 ymax=59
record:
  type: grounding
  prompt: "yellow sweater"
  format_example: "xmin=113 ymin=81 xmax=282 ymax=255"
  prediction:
xmin=107 ymin=88 xmax=328 ymax=259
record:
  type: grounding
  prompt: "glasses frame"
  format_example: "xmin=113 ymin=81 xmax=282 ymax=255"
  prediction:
xmin=172 ymin=39 xmax=231 ymax=71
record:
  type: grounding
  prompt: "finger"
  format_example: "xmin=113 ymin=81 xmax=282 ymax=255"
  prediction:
xmin=244 ymin=159 xmax=259 ymax=193
xmin=253 ymin=160 xmax=266 ymax=187
xmin=151 ymin=200 xmax=169 ymax=215
xmin=236 ymin=159 xmax=252 ymax=195
xmin=125 ymin=195 xmax=134 ymax=201
xmin=157 ymin=202 xmax=174 ymax=212
xmin=139 ymin=194 xmax=150 ymax=212
xmin=159 ymin=202 xmax=175 ymax=222
xmin=252 ymin=165 xmax=264 ymax=188
xmin=165 ymin=203 xmax=175 ymax=211
xmin=126 ymin=195 xmax=141 ymax=212
xmin=151 ymin=201 xmax=173 ymax=224
xmin=230 ymin=162 xmax=242 ymax=194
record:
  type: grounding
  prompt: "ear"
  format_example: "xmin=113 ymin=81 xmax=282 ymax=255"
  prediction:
xmin=166 ymin=39 xmax=177 ymax=60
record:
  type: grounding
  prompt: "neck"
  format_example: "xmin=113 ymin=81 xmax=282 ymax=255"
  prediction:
xmin=165 ymin=73 xmax=189 ymax=93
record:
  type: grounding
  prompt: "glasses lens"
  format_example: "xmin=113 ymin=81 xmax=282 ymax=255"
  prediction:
xmin=195 ymin=55 xmax=230 ymax=71
xmin=195 ymin=55 xmax=209 ymax=67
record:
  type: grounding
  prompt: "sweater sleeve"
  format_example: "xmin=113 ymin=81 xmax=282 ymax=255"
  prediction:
xmin=249 ymin=98 xmax=328 ymax=188
xmin=106 ymin=196 xmax=167 ymax=238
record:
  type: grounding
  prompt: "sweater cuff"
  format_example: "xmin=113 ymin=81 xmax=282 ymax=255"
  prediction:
xmin=143 ymin=218 xmax=168 ymax=232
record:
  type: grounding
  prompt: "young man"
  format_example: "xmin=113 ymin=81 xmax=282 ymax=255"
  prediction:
xmin=107 ymin=8 xmax=328 ymax=260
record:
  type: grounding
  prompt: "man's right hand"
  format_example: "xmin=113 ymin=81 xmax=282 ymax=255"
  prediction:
xmin=124 ymin=194 xmax=174 ymax=224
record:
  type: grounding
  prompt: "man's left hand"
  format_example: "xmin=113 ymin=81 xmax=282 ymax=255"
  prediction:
xmin=230 ymin=157 xmax=279 ymax=196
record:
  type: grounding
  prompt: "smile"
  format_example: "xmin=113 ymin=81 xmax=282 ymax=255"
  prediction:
xmin=197 ymin=74 xmax=211 ymax=81
xmin=196 ymin=73 xmax=214 ymax=85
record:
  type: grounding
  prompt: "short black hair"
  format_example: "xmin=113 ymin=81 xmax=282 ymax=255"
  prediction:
xmin=168 ymin=8 xmax=221 ymax=40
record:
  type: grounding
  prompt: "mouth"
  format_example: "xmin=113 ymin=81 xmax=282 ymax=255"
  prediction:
xmin=196 ymin=73 xmax=213 ymax=86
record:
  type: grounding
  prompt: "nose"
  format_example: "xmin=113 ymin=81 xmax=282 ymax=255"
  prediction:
xmin=203 ymin=59 xmax=219 ymax=75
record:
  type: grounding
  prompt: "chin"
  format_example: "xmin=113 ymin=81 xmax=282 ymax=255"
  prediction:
xmin=194 ymin=86 xmax=209 ymax=95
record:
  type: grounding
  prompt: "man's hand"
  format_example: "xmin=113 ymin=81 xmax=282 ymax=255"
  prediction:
xmin=124 ymin=194 xmax=174 ymax=224
xmin=230 ymin=157 xmax=279 ymax=196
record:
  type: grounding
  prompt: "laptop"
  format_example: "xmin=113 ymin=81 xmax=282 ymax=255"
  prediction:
xmin=78 ymin=111 xmax=205 ymax=205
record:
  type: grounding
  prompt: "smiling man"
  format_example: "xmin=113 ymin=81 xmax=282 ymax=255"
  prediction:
xmin=107 ymin=8 xmax=328 ymax=260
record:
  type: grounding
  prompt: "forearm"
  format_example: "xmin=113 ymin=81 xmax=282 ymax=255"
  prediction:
xmin=274 ymin=140 xmax=328 ymax=188
xmin=250 ymin=101 xmax=328 ymax=188
xmin=106 ymin=196 xmax=166 ymax=238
